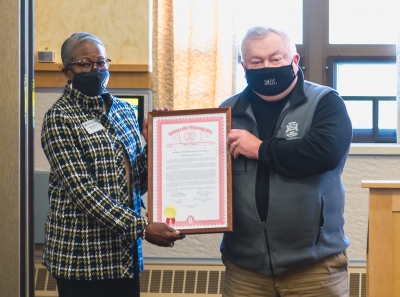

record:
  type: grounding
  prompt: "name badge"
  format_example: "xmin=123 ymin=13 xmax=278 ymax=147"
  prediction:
xmin=82 ymin=119 xmax=105 ymax=134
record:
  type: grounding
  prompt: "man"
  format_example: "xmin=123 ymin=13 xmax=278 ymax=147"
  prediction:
xmin=219 ymin=26 xmax=352 ymax=296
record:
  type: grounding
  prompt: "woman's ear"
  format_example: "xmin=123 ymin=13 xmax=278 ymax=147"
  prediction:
xmin=60 ymin=66 xmax=73 ymax=81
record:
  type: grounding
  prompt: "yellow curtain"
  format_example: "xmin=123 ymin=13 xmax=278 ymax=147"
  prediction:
xmin=152 ymin=0 xmax=237 ymax=110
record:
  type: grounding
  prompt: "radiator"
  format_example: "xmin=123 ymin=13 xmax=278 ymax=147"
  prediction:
xmin=34 ymin=260 xmax=366 ymax=297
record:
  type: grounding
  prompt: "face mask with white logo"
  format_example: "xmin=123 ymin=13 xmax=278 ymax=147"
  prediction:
xmin=245 ymin=63 xmax=296 ymax=96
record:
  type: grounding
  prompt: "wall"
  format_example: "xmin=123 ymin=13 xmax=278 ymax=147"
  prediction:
xmin=0 ymin=1 xmax=20 ymax=295
xmin=34 ymin=0 xmax=150 ymax=64
xmin=0 ymin=0 xmax=34 ymax=296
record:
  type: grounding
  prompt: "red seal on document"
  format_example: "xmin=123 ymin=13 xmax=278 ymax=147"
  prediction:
xmin=184 ymin=130 xmax=196 ymax=142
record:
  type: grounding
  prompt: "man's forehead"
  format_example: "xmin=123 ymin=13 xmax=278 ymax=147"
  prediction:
xmin=246 ymin=42 xmax=288 ymax=58
xmin=249 ymin=50 xmax=282 ymax=58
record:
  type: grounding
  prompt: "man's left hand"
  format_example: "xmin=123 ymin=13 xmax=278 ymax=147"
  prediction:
xmin=227 ymin=129 xmax=262 ymax=159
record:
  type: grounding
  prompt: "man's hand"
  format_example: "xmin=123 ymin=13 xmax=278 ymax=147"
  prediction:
xmin=227 ymin=129 xmax=262 ymax=159
xmin=144 ymin=222 xmax=185 ymax=247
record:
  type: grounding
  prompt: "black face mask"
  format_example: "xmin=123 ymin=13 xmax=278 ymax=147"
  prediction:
xmin=245 ymin=63 xmax=296 ymax=96
xmin=72 ymin=68 xmax=109 ymax=96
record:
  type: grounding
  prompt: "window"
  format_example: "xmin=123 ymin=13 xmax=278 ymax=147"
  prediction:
xmin=331 ymin=59 xmax=397 ymax=142
xmin=235 ymin=0 xmax=397 ymax=143
xmin=329 ymin=0 xmax=400 ymax=45
xmin=328 ymin=0 xmax=398 ymax=143
xmin=234 ymin=0 xmax=303 ymax=45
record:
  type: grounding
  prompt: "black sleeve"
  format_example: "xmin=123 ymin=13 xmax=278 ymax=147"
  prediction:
xmin=258 ymin=91 xmax=352 ymax=177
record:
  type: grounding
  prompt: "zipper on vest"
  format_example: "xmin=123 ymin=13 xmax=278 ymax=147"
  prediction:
xmin=315 ymin=226 xmax=322 ymax=245
xmin=315 ymin=196 xmax=325 ymax=245
xmin=263 ymin=221 xmax=275 ymax=275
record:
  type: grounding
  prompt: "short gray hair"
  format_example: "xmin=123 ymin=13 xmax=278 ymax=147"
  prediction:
xmin=61 ymin=32 xmax=106 ymax=66
xmin=240 ymin=27 xmax=297 ymax=61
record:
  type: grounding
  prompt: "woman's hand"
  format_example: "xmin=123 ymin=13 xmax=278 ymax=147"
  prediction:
xmin=142 ymin=117 xmax=149 ymax=143
xmin=144 ymin=222 xmax=185 ymax=248
xmin=141 ymin=107 xmax=171 ymax=143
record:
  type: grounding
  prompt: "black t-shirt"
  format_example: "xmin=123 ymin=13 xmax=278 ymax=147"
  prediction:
xmin=250 ymin=91 xmax=289 ymax=221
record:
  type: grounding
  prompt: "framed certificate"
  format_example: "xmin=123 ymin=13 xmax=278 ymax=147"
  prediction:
xmin=148 ymin=108 xmax=232 ymax=234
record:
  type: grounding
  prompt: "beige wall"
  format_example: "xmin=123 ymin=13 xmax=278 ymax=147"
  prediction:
xmin=34 ymin=0 xmax=150 ymax=64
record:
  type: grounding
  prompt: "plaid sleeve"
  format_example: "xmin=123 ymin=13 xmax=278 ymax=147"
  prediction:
xmin=41 ymin=107 xmax=148 ymax=243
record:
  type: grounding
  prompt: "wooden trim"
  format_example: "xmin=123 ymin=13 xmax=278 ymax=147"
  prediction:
xmin=34 ymin=63 xmax=150 ymax=72
xmin=361 ymin=180 xmax=400 ymax=189
xmin=34 ymin=63 xmax=152 ymax=89
xmin=363 ymin=185 xmax=400 ymax=297
xmin=303 ymin=0 xmax=327 ymax=85
xmin=326 ymin=45 xmax=395 ymax=57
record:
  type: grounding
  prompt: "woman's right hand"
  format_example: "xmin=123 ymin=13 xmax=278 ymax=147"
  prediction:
xmin=141 ymin=107 xmax=170 ymax=143
xmin=144 ymin=222 xmax=185 ymax=247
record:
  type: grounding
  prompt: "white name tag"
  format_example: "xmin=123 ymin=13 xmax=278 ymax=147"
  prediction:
xmin=82 ymin=119 xmax=105 ymax=134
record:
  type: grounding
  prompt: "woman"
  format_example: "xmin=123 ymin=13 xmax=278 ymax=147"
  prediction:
xmin=41 ymin=32 xmax=184 ymax=297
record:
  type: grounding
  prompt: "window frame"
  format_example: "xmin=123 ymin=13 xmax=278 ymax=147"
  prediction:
xmin=326 ymin=56 xmax=397 ymax=142
xmin=302 ymin=0 xmax=396 ymax=143
xmin=341 ymin=96 xmax=396 ymax=143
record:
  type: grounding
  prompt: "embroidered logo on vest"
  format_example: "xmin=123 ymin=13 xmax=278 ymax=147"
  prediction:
xmin=286 ymin=122 xmax=299 ymax=137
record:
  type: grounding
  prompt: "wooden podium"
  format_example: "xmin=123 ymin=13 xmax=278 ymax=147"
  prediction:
xmin=362 ymin=180 xmax=400 ymax=297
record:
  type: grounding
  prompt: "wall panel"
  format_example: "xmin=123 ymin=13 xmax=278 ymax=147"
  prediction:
xmin=0 ymin=0 xmax=33 ymax=295
xmin=0 ymin=1 xmax=20 ymax=294
xmin=34 ymin=0 xmax=150 ymax=65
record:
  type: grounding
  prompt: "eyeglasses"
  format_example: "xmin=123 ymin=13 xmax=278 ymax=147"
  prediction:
xmin=66 ymin=58 xmax=111 ymax=73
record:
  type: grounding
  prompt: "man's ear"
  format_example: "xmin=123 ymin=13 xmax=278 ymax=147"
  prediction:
xmin=241 ymin=62 xmax=247 ymax=78
xmin=292 ymin=54 xmax=301 ymax=75
xmin=293 ymin=53 xmax=300 ymax=66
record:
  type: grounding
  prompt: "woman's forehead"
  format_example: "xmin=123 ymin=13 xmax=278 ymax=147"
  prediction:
xmin=73 ymin=42 xmax=106 ymax=59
